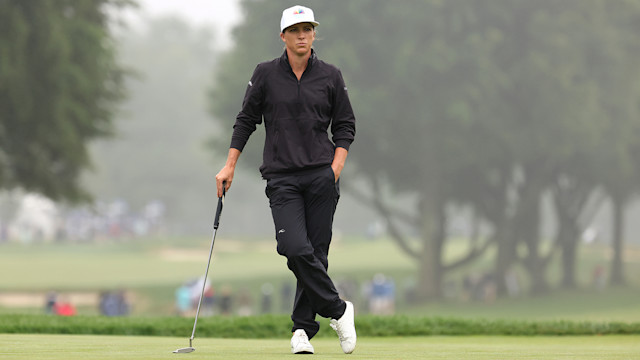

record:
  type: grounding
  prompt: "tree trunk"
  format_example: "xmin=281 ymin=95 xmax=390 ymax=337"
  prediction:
xmin=494 ymin=218 xmax=516 ymax=296
xmin=560 ymin=226 xmax=578 ymax=288
xmin=552 ymin=183 xmax=595 ymax=290
xmin=416 ymin=250 xmax=440 ymax=300
xmin=520 ymin=192 xmax=549 ymax=295
xmin=556 ymin=204 xmax=579 ymax=289
xmin=415 ymin=189 xmax=444 ymax=300
xmin=610 ymin=195 xmax=626 ymax=285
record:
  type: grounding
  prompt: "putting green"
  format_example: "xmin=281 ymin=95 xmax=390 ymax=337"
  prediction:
xmin=0 ymin=334 xmax=639 ymax=359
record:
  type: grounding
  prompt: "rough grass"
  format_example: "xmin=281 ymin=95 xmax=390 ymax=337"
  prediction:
xmin=2 ymin=314 xmax=639 ymax=338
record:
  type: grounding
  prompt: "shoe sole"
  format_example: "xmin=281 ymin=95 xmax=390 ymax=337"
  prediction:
xmin=292 ymin=346 xmax=314 ymax=354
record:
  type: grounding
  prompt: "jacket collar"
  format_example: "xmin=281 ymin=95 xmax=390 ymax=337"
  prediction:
xmin=280 ymin=49 xmax=317 ymax=73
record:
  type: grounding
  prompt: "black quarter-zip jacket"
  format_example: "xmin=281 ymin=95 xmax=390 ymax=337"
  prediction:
xmin=230 ymin=50 xmax=356 ymax=179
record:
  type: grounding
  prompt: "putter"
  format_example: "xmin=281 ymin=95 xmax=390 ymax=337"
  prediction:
xmin=173 ymin=183 xmax=226 ymax=354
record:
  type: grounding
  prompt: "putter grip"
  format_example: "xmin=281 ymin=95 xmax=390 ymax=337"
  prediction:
xmin=214 ymin=182 xmax=226 ymax=229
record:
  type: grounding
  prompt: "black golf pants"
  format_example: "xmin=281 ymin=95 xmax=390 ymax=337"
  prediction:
xmin=265 ymin=166 xmax=346 ymax=339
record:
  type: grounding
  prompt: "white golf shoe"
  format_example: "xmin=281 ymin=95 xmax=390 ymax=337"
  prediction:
xmin=330 ymin=301 xmax=357 ymax=354
xmin=291 ymin=329 xmax=314 ymax=354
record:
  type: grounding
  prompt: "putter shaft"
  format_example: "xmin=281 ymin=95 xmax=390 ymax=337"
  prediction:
xmin=173 ymin=185 xmax=225 ymax=354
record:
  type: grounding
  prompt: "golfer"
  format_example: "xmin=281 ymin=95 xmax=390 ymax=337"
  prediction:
xmin=215 ymin=4 xmax=356 ymax=355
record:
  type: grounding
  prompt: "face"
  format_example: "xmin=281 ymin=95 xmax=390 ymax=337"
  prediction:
xmin=280 ymin=22 xmax=315 ymax=56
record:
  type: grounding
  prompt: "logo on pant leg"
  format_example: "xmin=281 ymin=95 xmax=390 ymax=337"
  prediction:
xmin=278 ymin=229 xmax=286 ymax=234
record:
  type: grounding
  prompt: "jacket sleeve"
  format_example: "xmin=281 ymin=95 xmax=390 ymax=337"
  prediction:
xmin=330 ymin=69 xmax=356 ymax=151
xmin=229 ymin=64 xmax=265 ymax=152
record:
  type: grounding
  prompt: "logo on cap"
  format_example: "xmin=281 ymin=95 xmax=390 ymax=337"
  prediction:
xmin=293 ymin=8 xmax=305 ymax=14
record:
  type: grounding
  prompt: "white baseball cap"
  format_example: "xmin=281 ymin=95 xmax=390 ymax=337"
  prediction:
xmin=280 ymin=5 xmax=319 ymax=32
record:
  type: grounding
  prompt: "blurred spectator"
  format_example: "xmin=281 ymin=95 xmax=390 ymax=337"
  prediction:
xmin=173 ymin=277 xmax=218 ymax=317
xmin=236 ymin=288 xmax=253 ymax=316
xmin=175 ymin=283 xmax=192 ymax=316
xmin=203 ymin=284 xmax=215 ymax=316
xmin=44 ymin=291 xmax=58 ymax=314
xmin=462 ymin=271 xmax=497 ymax=303
xmin=54 ymin=296 xmax=76 ymax=316
xmin=369 ymin=273 xmax=395 ymax=315
xmin=99 ymin=290 xmax=130 ymax=316
xmin=30 ymin=198 xmax=169 ymax=243
xmin=115 ymin=290 xmax=130 ymax=315
xmin=143 ymin=200 xmax=166 ymax=235
xmin=261 ymin=282 xmax=274 ymax=314
xmin=219 ymin=285 xmax=233 ymax=316
xmin=190 ymin=277 xmax=211 ymax=310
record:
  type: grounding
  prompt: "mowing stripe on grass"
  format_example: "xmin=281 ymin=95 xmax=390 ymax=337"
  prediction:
xmin=1 ymin=334 xmax=639 ymax=360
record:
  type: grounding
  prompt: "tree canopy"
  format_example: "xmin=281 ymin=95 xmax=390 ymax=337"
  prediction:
xmin=210 ymin=0 xmax=640 ymax=298
xmin=0 ymin=0 xmax=128 ymax=202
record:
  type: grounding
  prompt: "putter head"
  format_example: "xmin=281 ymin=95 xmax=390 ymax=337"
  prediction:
xmin=173 ymin=347 xmax=195 ymax=353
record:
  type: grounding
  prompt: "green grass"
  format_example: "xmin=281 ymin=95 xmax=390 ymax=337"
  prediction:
xmin=1 ymin=236 xmax=639 ymax=321
xmin=3 ymin=314 xmax=639 ymax=337
xmin=1 ymin=334 xmax=639 ymax=360
xmin=0 ymin=237 xmax=415 ymax=315
xmin=0 ymin=237 xmax=416 ymax=290
xmin=0 ymin=237 xmax=287 ymax=289
xmin=406 ymin=286 xmax=640 ymax=322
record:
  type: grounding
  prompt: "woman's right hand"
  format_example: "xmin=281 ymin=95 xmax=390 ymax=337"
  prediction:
xmin=215 ymin=148 xmax=242 ymax=197
xmin=215 ymin=167 xmax=234 ymax=198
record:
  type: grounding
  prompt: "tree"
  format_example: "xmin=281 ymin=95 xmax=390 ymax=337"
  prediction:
xmin=210 ymin=0 xmax=640 ymax=300
xmin=550 ymin=0 xmax=640 ymax=288
xmin=212 ymin=0 xmax=504 ymax=300
xmin=474 ymin=0 xmax=607 ymax=294
xmin=584 ymin=0 xmax=640 ymax=286
xmin=0 ymin=0 xmax=128 ymax=202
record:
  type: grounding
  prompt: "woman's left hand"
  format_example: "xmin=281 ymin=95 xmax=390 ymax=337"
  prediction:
xmin=331 ymin=165 xmax=341 ymax=183
xmin=331 ymin=147 xmax=348 ymax=183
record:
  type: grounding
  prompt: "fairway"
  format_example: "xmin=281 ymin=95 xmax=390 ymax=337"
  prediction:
xmin=2 ymin=238 xmax=639 ymax=320
xmin=1 ymin=334 xmax=639 ymax=360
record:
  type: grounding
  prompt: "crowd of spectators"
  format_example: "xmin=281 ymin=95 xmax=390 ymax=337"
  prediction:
xmin=2 ymin=198 xmax=166 ymax=243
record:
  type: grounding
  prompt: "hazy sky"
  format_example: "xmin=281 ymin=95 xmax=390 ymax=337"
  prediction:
xmin=129 ymin=0 xmax=242 ymax=48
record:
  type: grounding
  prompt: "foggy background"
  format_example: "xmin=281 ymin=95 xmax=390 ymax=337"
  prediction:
xmin=1 ymin=0 xmax=639 ymax=315
xmin=89 ymin=0 xmax=640 ymax=242
xmin=89 ymin=0 xmax=380 ymax=237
